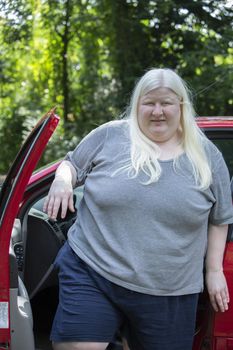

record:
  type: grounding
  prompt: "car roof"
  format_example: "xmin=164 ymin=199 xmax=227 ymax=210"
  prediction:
xmin=196 ymin=116 xmax=233 ymax=128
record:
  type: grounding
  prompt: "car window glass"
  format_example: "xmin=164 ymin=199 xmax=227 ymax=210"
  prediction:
xmin=32 ymin=186 xmax=83 ymax=213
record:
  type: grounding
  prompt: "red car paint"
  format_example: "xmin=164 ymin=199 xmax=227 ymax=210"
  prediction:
xmin=197 ymin=116 xmax=233 ymax=129
xmin=0 ymin=111 xmax=59 ymax=349
xmin=0 ymin=115 xmax=232 ymax=349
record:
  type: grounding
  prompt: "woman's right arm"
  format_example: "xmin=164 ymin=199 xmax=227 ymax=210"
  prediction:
xmin=43 ymin=123 xmax=108 ymax=219
xmin=43 ymin=160 xmax=77 ymax=220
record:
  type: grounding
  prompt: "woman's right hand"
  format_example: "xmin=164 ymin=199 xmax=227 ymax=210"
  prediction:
xmin=43 ymin=176 xmax=75 ymax=220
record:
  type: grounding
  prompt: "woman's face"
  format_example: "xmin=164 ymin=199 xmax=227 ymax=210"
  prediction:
xmin=137 ymin=87 xmax=182 ymax=144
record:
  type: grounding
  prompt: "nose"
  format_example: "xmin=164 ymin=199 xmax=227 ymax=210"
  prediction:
xmin=152 ymin=103 xmax=163 ymax=116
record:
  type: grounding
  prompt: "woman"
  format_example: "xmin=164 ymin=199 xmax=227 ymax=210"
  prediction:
xmin=44 ymin=68 xmax=233 ymax=350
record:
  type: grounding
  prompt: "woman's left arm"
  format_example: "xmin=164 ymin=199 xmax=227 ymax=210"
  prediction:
xmin=205 ymin=223 xmax=230 ymax=312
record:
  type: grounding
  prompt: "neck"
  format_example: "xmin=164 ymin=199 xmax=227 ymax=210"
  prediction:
xmin=156 ymin=137 xmax=184 ymax=161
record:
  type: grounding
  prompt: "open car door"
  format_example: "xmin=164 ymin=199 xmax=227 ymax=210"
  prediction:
xmin=0 ymin=109 xmax=59 ymax=350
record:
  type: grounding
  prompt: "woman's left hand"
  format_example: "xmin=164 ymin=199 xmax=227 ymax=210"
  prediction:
xmin=205 ymin=270 xmax=230 ymax=312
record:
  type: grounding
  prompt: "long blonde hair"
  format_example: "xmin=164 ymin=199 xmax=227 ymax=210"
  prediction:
xmin=126 ymin=68 xmax=212 ymax=188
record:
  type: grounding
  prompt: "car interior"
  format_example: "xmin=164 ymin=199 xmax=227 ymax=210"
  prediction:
xmin=8 ymin=136 xmax=233 ymax=350
xmin=9 ymin=184 xmax=123 ymax=350
xmin=9 ymin=186 xmax=82 ymax=350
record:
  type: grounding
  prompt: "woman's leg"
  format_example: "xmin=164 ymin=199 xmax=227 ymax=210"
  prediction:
xmin=53 ymin=341 xmax=108 ymax=350
xmin=122 ymin=338 xmax=130 ymax=350
xmin=122 ymin=293 xmax=199 ymax=350
xmin=50 ymin=243 xmax=123 ymax=347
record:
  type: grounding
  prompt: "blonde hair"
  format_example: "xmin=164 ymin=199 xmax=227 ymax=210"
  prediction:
xmin=126 ymin=68 xmax=212 ymax=188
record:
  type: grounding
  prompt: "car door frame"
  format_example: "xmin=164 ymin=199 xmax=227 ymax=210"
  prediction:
xmin=0 ymin=110 xmax=59 ymax=349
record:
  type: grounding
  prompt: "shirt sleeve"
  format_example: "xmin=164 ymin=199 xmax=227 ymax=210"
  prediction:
xmin=65 ymin=123 xmax=108 ymax=185
xmin=209 ymin=147 xmax=233 ymax=225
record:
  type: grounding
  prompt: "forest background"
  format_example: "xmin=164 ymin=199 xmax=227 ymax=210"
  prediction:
xmin=0 ymin=0 xmax=232 ymax=174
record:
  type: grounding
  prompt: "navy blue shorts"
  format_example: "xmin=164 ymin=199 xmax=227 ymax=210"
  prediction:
xmin=50 ymin=242 xmax=199 ymax=350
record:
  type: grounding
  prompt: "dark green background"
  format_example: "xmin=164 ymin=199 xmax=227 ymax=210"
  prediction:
xmin=0 ymin=0 xmax=232 ymax=173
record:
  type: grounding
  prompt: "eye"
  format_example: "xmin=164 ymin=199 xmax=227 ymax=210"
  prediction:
xmin=161 ymin=100 xmax=173 ymax=106
xmin=143 ymin=101 xmax=154 ymax=106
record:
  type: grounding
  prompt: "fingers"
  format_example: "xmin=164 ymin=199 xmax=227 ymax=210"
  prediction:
xmin=209 ymin=295 xmax=218 ymax=312
xmin=68 ymin=195 xmax=75 ymax=213
xmin=58 ymin=194 xmax=75 ymax=219
xmin=60 ymin=194 xmax=75 ymax=219
xmin=60 ymin=196 xmax=68 ymax=219
xmin=209 ymin=287 xmax=230 ymax=312
xmin=220 ymin=287 xmax=230 ymax=311
xmin=43 ymin=195 xmax=61 ymax=220
xmin=43 ymin=190 xmax=74 ymax=220
xmin=43 ymin=195 xmax=55 ymax=218
xmin=206 ymin=270 xmax=230 ymax=313
xmin=43 ymin=195 xmax=50 ymax=213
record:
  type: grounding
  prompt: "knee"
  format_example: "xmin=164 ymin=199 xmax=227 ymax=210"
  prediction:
xmin=53 ymin=342 xmax=108 ymax=350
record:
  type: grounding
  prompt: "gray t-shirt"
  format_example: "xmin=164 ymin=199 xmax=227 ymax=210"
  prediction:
xmin=66 ymin=120 xmax=233 ymax=296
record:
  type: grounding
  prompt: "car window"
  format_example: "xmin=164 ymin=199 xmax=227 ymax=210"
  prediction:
xmin=32 ymin=186 xmax=84 ymax=213
xmin=211 ymin=138 xmax=233 ymax=177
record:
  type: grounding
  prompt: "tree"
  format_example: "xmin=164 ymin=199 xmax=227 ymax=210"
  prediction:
xmin=0 ymin=0 xmax=34 ymax=172
xmin=0 ymin=0 xmax=232 ymax=173
xmin=100 ymin=0 xmax=233 ymax=116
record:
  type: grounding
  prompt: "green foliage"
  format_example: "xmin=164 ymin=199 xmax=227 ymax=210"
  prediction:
xmin=0 ymin=0 xmax=232 ymax=173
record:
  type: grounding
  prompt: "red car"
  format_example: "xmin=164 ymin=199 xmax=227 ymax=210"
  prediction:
xmin=0 ymin=111 xmax=232 ymax=350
